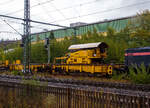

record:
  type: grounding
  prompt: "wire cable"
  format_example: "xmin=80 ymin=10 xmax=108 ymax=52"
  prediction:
xmin=34 ymin=0 xmax=54 ymax=20
xmin=1 ymin=0 xmax=150 ymax=33
xmin=48 ymin=0 xmax=97 ymax=13
xmin=6 ymin=0 xmax=96 ymax=15
xmin=50 ymin=0 xmax=150 ymax=23
xmin=50 ymin=2 xmax=66 ymax=19
xmin=0 ymin=0 xmax=15 ymax=5
xmin=0 ymin=31 xmax=20 ymax=35
xmin=2 ymin=19 xmax=23 ymax=36
xmin=5 ymin=0 xmax=55 ymax=15
xmin=0 ymin=14 xmax=67 ymax=27
xmin=1 ymin=19 xmax=53 ymax=31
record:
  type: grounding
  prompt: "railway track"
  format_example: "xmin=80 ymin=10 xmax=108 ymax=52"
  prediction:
xmin=0 ymin=75 xmax=149 ymax=99
xmin=0 ymin=75 xmax=149 ymax=107
xmin=0 ymin=74 xmax=149 ymax=92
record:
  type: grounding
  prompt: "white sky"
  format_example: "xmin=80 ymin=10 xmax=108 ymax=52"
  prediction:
xmin=0 ymin=0 xmax=150 ymax=40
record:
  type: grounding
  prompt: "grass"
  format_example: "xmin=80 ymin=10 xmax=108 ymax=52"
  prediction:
xmin=112 ymin=71 xmax=128 ymax=81
xmin=0 ymin=86 xmax=56 ymax=108
xmin=2 ymin=67 xmax=150 ymax=85
xmin=0 ymin=71 xmax=130 ymax=84
xmin=35 ymin=72 xmax=130 ymax=83
xmin=11 ymin=70 xmax=23 ymax=76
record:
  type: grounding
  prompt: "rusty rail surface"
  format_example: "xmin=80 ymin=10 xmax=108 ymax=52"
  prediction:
xmin=0 ymin=77 xmax=149 ymax=108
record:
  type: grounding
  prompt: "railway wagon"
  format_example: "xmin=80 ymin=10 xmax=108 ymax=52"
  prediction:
xmin=125 ymin=46 xmax=150 ymax=74
xmin=2 ymin=42 xmax=112 ymax=76
xmin=125 ymin=47 xmax=150 ymax=67
xmin=9 ymin=60 xmax=50 ymax=73
xmin=52 ymin=42 xmax=113 ymax=76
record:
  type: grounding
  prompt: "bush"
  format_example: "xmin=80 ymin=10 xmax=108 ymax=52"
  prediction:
xmin=129 ymin=64 xmax=150 ymax=84
xmin=11 ymin=70 xmax=23 ymax=76
xmin=112 ymin=71 xmax=127 ymax=80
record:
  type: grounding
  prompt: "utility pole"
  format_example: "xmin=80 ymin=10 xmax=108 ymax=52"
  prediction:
xmin=23 ymin=0 xmax=31 ymax=73
xmin=0 ymin=2 xmax=69 ymax=73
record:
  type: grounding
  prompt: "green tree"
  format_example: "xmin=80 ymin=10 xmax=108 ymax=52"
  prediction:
xmin=49 ymin=32 xmax=55 ymax=40
xmin=128 ymin=10 xmax=150 ymax=43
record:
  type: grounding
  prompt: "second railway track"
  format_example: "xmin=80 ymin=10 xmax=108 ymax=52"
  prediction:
xmin=0 ymin=74 xmax=149 ymax=92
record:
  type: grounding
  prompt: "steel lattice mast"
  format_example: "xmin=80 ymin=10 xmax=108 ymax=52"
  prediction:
xmin=24 ymin=0 xmax=31 ymax=73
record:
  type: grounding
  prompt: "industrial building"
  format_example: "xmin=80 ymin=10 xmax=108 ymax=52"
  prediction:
xmin=31 ymin=16 xmax=134 ymax=42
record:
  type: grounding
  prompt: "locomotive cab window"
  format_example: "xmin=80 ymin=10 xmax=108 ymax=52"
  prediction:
xmin=74 ymin=59 xmax=77 ymax=62
xmin=98 ymin=42 xmax=108 ymax=53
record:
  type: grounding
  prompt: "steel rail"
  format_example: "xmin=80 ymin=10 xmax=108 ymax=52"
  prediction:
xmin=0 ymin=77 xmax=149 ymax=97
xmin=0 ymin=74 xmax=149 ymax=92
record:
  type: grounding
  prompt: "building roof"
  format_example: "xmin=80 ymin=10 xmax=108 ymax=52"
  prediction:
xmin=68 ymin=42 xmax=108 ymax=50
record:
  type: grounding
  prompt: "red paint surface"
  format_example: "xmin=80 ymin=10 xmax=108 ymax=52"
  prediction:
xmin=125 ymin=52 xmax=150 ymax=56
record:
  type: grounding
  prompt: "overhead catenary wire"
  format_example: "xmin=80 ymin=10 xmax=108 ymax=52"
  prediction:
xmin=4 ymin=19 xmax=52 ymax=30
xmin=34 ymin=0 xmax=54 ymax=20
xmin=0 ymin=31 xmax=20 ymax=35
xmin=46 ymin=0 xmax=98 ymax=14
xmin=6 ymin=0 xmax=97 ymax=16
xmin=0 ymin=0 xmax=150 ymax=36
xmin=6 ymin=0 xmax=55 ymax=15
xmin=50 ymin=2 xmax=66 ymax=19
xmin=0 ymin=0 xmax=15 ymax=5
xmin=49 ymin=0 xmax=150 ymax=23
xmin=0 ymin=14 xmax=68 ymax=28
xmin=2 ymin=19 xmax=23 ymax=36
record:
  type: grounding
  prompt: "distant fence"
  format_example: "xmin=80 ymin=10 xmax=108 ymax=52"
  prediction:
xmin=0 ymin=80 xmax=149 ymax=108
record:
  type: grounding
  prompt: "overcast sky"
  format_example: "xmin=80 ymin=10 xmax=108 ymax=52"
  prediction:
xmin=0 ymin=0 xmax=150 ymax=40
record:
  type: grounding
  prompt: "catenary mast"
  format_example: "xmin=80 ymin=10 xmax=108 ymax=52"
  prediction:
xmin=23 ymin=0 xmax=31 ymax=73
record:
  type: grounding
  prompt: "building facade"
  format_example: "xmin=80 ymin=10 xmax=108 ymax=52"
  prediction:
xmin=31 ymin=16 xmax=133 ymax=42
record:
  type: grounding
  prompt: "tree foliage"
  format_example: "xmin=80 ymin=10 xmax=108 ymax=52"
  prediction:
xmin=3 ymin=10 xmax=150 ymax=64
